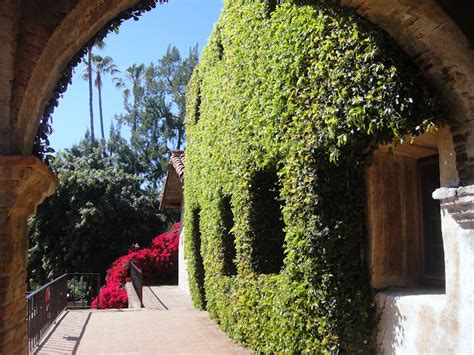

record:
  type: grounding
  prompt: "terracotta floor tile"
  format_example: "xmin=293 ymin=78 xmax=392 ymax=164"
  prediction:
xmin=35 ymin=287 xmax=250 ymax=355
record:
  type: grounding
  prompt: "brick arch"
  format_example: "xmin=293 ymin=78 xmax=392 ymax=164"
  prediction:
xmin=337 ymin=0 xmax=474 ymax=183
xmin=13 ymin=0 xmax=145 ymax=155
xmin=13 ymin=0 xmax=474 ymax=181
xmin=1 ymin=1 xmax=473 ymax=353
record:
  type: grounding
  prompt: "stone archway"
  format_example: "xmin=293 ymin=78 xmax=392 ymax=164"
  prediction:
xmin=7 ymin=0 xmax=474 ymax=179
xmin=10 ymin=0 xmax=168 ymax=156
xmin=332 ymin=1 xmax=474 ymax=352
xmin=337 ymin=0 xmax=474 ymax=183
xmin=0 ymin=0 xmax=473 ymax=353
xmin=0 ymin=1 xmax=166 ymax=352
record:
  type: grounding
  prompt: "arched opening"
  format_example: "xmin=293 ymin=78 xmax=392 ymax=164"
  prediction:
xmin=189 ymin=207 xmax=206 ymax=308
xmin=4 ymin=2 xmax=220 ymax=352
xmin=25 ymin=0 xmax=218 ymax=296
xmin=1 ymin=0 xmax=474 ymax=353
xmin=220 ymin=195 xmax=237 ymax=276
xmin=248 ymin=168 xmax=285 ymax=275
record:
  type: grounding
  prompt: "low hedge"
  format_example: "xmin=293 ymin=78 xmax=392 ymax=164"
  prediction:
xmin=184 ymin=0 xmax=439 ymax=352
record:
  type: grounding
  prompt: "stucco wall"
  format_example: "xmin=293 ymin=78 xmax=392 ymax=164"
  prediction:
xmin=371 ymin=127 xmax=473 ymax=354
xmin=0 ymin=0 xmax=472 ymax=352
xmin=178 ymin=225 xmax=190 ymax=294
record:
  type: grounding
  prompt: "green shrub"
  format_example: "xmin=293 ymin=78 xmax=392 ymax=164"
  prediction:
xmin=220 ymin=195 xmax=237 ymax=276
xmin=184 ymin=0 xmax=439 ymax=352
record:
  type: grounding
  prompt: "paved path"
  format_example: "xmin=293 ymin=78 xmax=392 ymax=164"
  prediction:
xmin=35 ymin=287 xmax=249 ymax=354
xmin=142 ymin=286 xmax=193 ymax=310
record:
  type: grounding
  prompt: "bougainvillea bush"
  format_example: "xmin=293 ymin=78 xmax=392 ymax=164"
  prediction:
xmin=184 ymin=0 xmax=440 ymax=353
xmin=92 ymin=223 xmax=180 ymax=309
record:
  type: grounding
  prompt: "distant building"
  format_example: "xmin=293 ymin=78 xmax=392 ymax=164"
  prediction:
xmin=160 ymin=150 xmax=189 ymax=294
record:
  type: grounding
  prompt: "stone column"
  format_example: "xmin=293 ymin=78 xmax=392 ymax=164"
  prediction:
xmin=433 ymin=186 xmax=474 ymax=353
xmin=0 ymin=156 xmax=58 ymax=354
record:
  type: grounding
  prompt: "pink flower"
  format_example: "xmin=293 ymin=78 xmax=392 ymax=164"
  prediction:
xmin=91 ymin=223 xmax=181 ymax=309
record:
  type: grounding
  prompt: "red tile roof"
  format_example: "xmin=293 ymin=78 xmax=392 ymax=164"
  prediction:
xmin=159 ymin=150 xmax=185 ymax=210
xmin=170 ymin=150 xmax=185 ymax=181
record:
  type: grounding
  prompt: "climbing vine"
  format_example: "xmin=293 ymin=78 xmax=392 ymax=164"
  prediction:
xmin=184 ymin=0 xmax=440 ymax=353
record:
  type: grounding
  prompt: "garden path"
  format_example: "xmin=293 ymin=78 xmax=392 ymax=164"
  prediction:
xmin=35 ymin=286 xmax=249 ymax=354
xmin=142 ymin=286 xmax=193 ymax=310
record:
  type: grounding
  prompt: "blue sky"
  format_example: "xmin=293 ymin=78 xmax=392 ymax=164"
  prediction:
xmin=50 ymin=0 xmax=223 ymax=151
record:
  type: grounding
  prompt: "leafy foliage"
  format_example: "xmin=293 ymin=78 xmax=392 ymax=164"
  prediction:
xmin=28 ymin=138 xmax=168 ymax=287
xmin=113 ymin=45 xmax=199 ymax=189
xmin=184 ymin=1 xmax=439 ymax=353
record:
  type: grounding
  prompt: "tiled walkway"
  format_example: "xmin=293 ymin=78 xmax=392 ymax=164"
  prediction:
xmin=35 ymin=287 xmax=249 ymax=354
xmin=142 ymin=286 xmax=193 ymax=310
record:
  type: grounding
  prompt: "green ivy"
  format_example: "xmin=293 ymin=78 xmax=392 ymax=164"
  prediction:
xmin=184 ymin=0 xmax=439 ymax=352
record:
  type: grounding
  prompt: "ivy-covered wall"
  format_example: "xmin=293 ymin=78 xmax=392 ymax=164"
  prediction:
xmin=184 ymin=0 xmax=439 ymax=352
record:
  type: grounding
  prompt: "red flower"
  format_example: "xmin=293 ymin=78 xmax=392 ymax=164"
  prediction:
xmin=92 ymin=223 xmax=181 ymax=309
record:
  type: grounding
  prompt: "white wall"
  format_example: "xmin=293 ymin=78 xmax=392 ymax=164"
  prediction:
xmin=178 ymin=223 xmax=190 ymax=294
xmin=375 ymin=127 xmax=474 ymax=354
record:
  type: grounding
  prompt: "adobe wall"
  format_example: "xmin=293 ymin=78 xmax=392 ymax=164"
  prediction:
xmin=0 ymin=0 xmax=472 ymax=353
xmin=0 ymin=157 xmax=57 ymax=354
xmin=178 ymin=225 xmax=190 ymax=295
xmin=368 ymin=127 xmax=473 ymax=353
xmin=338 ymin=0 xmax=474 ymax=185
xmin=0 ymin=0 xmax=18 ymax=154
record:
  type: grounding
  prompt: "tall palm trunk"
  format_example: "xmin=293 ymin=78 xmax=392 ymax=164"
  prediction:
xmin=176 ymin=126 xmax=183 ymax=150
xmin=97 ymin=74 xmax=106 ymax=143
xmin=132 ymin=89 xmax=138 ymax=133
xmin=87 ymin=46 xmax=95 ymax=141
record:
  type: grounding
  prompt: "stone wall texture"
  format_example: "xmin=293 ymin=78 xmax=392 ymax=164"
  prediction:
xmin=338 ymin=0 xmax=474 ymax=184
xmin=0 ymin=0 xmax=18 ymax=154
xmin=0 ymin=157 xmax=57 ymax=353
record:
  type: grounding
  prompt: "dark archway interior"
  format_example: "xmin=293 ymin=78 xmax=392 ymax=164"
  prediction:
xmin=437 ymin=0 xmax=474 ymax=44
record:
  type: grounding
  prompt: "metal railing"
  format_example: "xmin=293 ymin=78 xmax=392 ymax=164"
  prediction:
xmin=130 ymin=262 xmax=143 ymax=307
xmin=27 ymin=273 xmax=100 ymax=353
xmin=27 ymin=274 xmax=68 ymax=352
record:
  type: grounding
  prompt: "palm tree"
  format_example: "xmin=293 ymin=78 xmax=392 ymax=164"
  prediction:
xmin=90 ymin=55 xmax=120 ymax=143
xmin=113 ymin=64 xmax=146 ymax=133
xmin=82 ymin=39 xmax=105 ymax=142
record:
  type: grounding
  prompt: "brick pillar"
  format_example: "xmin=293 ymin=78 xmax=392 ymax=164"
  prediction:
xmin=0 ymin=156 xmax=58 ymax=354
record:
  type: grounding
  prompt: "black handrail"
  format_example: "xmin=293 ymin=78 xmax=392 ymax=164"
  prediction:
xmin=27 ymin=274 xmax=67 ymax=353
xmin=26 ymin=273 xmax=100 ymax=353
xmin=130 ymin=262 xmax=143 ymax=307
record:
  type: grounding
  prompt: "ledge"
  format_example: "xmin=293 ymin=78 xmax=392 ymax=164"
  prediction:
xmin=125 ymin=282 xmax=142 ymax=309
xmin=377 ymin=287 xmax=445 ymax=299
xmin=0 ymin=156 xmax=58 ymax=185
xmin=0 ymin=155 xmax=58 ymax=214
xmin=376 ymin=287 xmax=448 ymax=353
xmin=433 ymin=185 xmax=474 ymax=229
